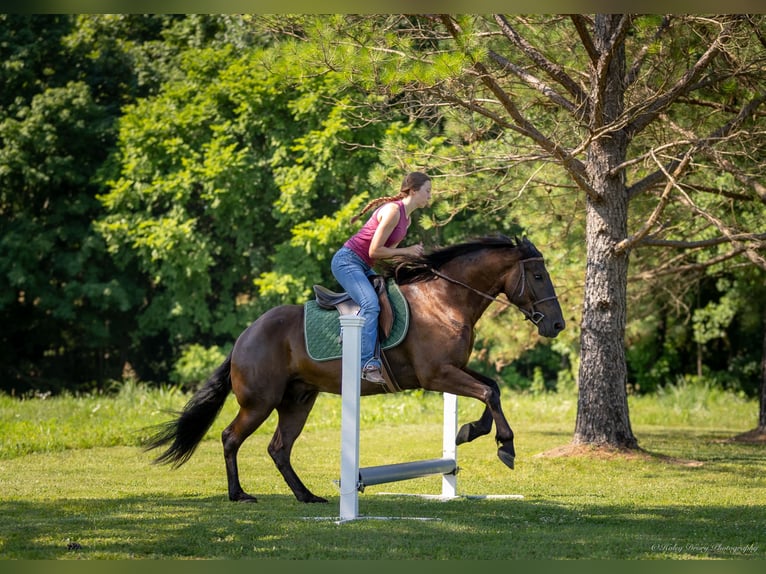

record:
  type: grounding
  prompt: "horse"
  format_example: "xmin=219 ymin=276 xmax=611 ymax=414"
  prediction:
xmin=144 ymin=235 xmax=565 ymax=503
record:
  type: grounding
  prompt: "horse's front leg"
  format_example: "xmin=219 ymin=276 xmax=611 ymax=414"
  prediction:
xmin=454 ymin=368 xmax=497 ymax=446
xmin=424 ymin=365 xmax=515 ymax=470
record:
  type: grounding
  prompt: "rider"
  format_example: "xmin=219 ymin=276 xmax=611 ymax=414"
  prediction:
xmin=331 ymin=171 xmax=432 ymax=384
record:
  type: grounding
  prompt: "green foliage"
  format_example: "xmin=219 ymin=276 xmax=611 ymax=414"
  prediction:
xmin=626 ymin=314 xmax=686 ymax=394
xmin=0 ymin=15 xmax=242 ymax=392
xmin=170 ymin=344 xmax=227 ymax=390
xmin=692 ymin=279 xmax=739 ymax=345
xmin=2 ymin=13 xmax=764 ymax=407
xmin=626 ymin=269 xmax=764 ymax=396
xmin=95 ymin=33 xmax=394 ymax=382
xmin=0 ymin=15 xmax=76 ymax=110
xmin=0 ymin=77 xmax=133 ymax=392
xmin=471 ymin=342 xmax=573 ymax=394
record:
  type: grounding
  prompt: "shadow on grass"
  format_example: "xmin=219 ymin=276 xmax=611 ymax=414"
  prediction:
xmin=2 ymin=493 xmax=763 ymax=559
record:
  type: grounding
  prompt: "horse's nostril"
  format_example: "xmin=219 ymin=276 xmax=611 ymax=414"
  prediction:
xmin=554 ymin=321 xmax=565 ymax=332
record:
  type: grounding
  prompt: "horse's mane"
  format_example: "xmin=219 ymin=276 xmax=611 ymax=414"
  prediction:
xmin=384 ymin=234 xmax=543 ymax=285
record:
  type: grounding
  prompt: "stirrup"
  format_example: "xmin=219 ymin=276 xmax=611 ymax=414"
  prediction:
xmin=362 ymin=365 xmax=385 ymax=384
xmin=362 ymin=359 xmax=384 ymax=383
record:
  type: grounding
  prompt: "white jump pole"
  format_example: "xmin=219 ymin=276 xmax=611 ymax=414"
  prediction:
xmin=338 ymin=314 xmax=460 ymax=523
xmin=338 ymin=314 xmax=365 ymax=522
xmin=441 ymin=391 xmax=458 ymax=498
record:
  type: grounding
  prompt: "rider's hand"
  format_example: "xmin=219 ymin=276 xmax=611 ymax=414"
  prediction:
xmin=407 ymin=243 xmax=424 ymax=257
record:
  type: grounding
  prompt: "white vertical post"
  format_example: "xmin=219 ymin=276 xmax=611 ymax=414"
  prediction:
xmin=441 ymin=392 xmax=458 ymax=498
xmin=338 ymin=314 xmax=365 ymax=522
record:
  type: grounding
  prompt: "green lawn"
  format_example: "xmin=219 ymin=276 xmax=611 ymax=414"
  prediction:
xmin=0 ymin=384 xmax=763 ymax=559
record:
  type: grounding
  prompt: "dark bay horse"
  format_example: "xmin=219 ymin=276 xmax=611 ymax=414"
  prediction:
xmin=144 ymin=235 xmax=565 ymax=503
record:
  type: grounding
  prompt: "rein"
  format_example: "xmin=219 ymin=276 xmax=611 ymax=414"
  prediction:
xmin=428 ymin=257 xmax=558 ymax=325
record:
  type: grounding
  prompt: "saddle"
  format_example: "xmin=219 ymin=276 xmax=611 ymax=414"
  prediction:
xmin=304 ymin=276 xmax=409 ymax=389
xmin=312 ymin=275 xmax=394 ymax=339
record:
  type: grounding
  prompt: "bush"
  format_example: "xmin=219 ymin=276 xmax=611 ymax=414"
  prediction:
xmin=170 ymin=344 xmax=227 ymax=389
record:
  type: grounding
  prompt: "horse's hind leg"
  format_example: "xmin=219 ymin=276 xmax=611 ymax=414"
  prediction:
xmin=268 ymin=388 xmax=326 ymax=503
xmin=222 ymin=405 xmax=274 ymax=502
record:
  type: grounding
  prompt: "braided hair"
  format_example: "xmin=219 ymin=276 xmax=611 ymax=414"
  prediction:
xmin=350 ymin=172 xmax=431 ymax=224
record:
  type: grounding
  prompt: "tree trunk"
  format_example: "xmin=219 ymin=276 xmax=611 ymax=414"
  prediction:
xmin=731 ymin=304 xmax=766 ymax=442
xmin=760 ymin=307 xmax=766 ymax=431
xmin=573 ymin=15 xmax=638 ymax=449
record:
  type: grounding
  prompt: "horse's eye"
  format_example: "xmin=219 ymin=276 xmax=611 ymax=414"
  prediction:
xmin=534 ymin=273 xmax=543 ymax=280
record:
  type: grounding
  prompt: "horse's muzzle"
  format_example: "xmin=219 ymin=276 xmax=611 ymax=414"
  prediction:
xmin=538 ymin=318 xmax=565 ymax=338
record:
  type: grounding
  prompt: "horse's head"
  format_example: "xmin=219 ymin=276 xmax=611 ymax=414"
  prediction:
xmin=504 ymin=240 xmax=565 ymax=339
xmin=390 ymin=234 xmax=566 ymax=338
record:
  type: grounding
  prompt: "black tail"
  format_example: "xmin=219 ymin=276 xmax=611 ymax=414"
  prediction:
xmin=143 ymin=353 xmax=233 ymax=468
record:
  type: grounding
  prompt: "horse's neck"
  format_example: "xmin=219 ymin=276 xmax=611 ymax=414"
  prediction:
xmin=443 ymin=253 xmax=513 ymax=294
xmin=424 ymin=253 xmax=515 ymax=325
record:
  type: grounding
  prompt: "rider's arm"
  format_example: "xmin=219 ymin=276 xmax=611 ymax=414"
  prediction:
xmin=368 ymin=203 xmax=422 ymax=261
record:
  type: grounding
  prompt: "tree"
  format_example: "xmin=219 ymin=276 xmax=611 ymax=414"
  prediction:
xmin=286 ymin=14 xmax=766 ymax=450
xmin=97 ymin=36 xmax=392 ymax=381
xmin=0 ymin=15 xmax=135 ymax=392
xmin=0 ymin=14 xmax=247 ymax=391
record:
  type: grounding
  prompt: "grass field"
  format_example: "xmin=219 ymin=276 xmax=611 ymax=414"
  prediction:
xmin=1 ymin=382 xmax=764 ymax=560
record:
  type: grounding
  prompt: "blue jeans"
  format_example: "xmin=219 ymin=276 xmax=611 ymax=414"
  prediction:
xmin=331 ymin=246 xmax=381 ymax=370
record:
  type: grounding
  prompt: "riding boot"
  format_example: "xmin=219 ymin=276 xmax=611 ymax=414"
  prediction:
xmin=362 ymin=340 xmax=385 ymax=384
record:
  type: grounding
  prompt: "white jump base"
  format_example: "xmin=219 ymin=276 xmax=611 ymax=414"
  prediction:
xmin=319 ymin=314 xmax=522 ymax=524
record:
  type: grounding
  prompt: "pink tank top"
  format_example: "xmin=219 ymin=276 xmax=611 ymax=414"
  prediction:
xmin=345 ymin=200 xmax=410 ymax=266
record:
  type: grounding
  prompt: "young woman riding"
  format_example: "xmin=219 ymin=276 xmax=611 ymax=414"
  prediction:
xmin=331 ymin=171 xmax=432 ymax=383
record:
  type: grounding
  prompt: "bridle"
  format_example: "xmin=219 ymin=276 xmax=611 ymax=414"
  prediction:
xmin=428 ymin=257 xmax=558 ymax=325
xmin=510 ymin=257 xmax=559 ymax=324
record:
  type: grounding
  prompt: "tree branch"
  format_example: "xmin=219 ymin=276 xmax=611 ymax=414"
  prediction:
xmin=437 ymin=92 xmax=527 ymax=135
xmin=706 ymin=92 xmax=766 ymax=145
xmin=625 ymin=16 xmax=672 ymax=88
xmin=625 ymin=20 xmax=733 ymax=138
xmin=612 ymin=139 xmax=691 ymax=176
xmin=717 ymin=160 xmax=766 ymax=203
xmin=632 ymin=246 xmax=749 ymax=280
xmin=625 ymin=159 xmax=683 ymax=199
xmin=626 ymin=92 xmax=766 ymax=200
xmin=614 ymin=150 xmax=692 ymax=254
xmin=569 ymin=14 xmax=599 ymax=63
xmin=746 ymin=14 xmax=766 ymax=50
xmin=438 ymin=14 xmax=598 ymax=201
xmin=685 ymin=182 xmax=760 ymax=203
xmin=487 ymin=50 xmax=576 ymax=113
xmin=673 ymin=180 xmax=766 ymax=271
xmin=494 ymin=14 xmax=587 ymax=104
xmin=638 ymin=233 xmax=766 ymax=249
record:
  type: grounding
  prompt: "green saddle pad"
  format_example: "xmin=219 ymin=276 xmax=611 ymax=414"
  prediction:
xmin=304 ymin=279 xmax=409 ymax=362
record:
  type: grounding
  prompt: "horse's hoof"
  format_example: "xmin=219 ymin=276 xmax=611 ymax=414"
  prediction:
xmin=231 ymin=493 xmax=258 ymax=503
xmin=299 ymin=495 xmax=328 ymax=504
xmin=455 ymin=424 xmax=472 ymax=445
xmin=497 ymin=450 xmax=515 ymax=470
